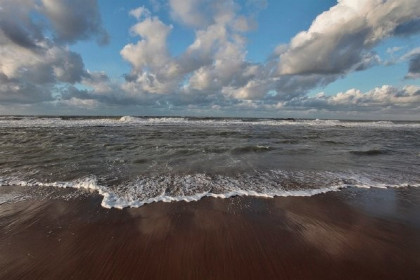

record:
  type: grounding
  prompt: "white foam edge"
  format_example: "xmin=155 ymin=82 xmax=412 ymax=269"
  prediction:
xmin=103 ymin=185 xmax=345 ymax=209
xmin=1 ymin=177 xmax=419 ymax=209
xmin=105 ymin=182 xmax=420 ymax=209
xmin=101 ymin=182 xmax=420 ymax=209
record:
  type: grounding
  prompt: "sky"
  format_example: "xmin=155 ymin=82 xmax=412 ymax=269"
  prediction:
xmin=0 ymin=0 xmax=419 ymax=120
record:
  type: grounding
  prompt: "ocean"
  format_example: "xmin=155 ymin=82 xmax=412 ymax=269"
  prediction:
xmin=1 ymin=116 xmax=419 ymax=209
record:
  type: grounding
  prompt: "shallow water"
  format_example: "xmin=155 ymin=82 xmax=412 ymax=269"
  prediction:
xmin=0 ymin=116 xmax=419 ymax=208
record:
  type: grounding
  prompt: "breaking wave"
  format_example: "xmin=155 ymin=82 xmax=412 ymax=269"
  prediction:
xmin=1 ymin=171 xmax=419 ymax=209
xmin=0 ymin=116 xmax=419 ymax=129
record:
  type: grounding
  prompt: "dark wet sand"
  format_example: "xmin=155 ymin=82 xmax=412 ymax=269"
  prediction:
xmin=1 ymin=187 xmax=420 ymax=280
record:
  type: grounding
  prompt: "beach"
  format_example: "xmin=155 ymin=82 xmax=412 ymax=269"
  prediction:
xmin=1 ymin=186 xmax=419 ymax=280
xmin=1 ymin=0 xmax=420 ymax=278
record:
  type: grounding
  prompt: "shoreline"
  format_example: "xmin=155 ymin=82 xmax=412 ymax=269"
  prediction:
xmin=1 ymin=187 xmax=420 ymax=279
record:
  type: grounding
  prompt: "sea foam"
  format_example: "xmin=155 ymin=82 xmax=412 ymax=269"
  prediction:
xmin=0 ymin=116 xmax=419 ymax=129
xmin=1 ymin=172 xmax=419 ymax=209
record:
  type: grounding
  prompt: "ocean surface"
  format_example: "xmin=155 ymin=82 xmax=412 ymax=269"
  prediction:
xmin=0 ymin=116 xmax=419 ymax=209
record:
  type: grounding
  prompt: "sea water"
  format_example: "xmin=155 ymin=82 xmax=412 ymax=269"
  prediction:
xmin=0 ymin=116 xmax=419 ymax=208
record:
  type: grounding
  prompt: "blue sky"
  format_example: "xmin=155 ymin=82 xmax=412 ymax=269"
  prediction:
xmin=0 ymin=0 xmax=419 ymax=119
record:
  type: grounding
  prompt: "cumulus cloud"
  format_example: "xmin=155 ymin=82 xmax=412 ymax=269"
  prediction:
xmin=279 ymin=85 xmax=420 ymax=112
xmin=121 ymin=8 xmax=178 ymax=94
xmin=169 ymin=0 xmax=210 ymax=28
xmin=277 ymin=0 xmax=420 ymax=75
xmin=129 ymin=6 xmax=152 ymax=21
xmin=41 ymin=0 xmax=109 ymax=44
xmin=57 ymin=96 xmax=99 ymax=109
xmin=0 ymin=0 xmax=107 ymax=104
xmin=121 ymin=1 xmax=257 ymax=98
xmin=121 ymin=13 xmax=172 ymax=73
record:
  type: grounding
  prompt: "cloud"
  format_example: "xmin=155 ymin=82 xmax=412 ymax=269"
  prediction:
xmin=57 ymin=97 xmax=99 ymax=109
xmin=0 ymin=73 xmax=52 ymax=104
xmin=169 ymin=0 xmax=210 ymax=28
xmin=0 ymin=0 xmax=42 ymax=50
xmin=277 ymin=0 xmax=420 ymax=75
xmin=245 ymin=0 xmax=267 ymax=12
xmin=121 ymin=13 xmax=172 ymax=73
xmin=0 ymin=0 xmax=107 ymax=104
xmin=121 ymin=1 xmax=261 ymax=99
xmin=41 ymin=0 xmax=109 ymax=44
xmin=121 ymin=1 xmax=248 ymax=95
xmin=279 ymin=85 xmax=420 ymax=112
xmin=121 ymin=8 xmax=177 ymax=94
xmin=129 ymin=6 xmax=152 ymax=21
xmin=406 ymin=53 xmax=420 ymax=79
xmin=394 ymin=18 xmax=420 ymax=36
xmin=397 ymin=47 xmax=420 ymax=79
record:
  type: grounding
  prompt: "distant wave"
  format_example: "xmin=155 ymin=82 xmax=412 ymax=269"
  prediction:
xmin=119 ymin=116 xmax=138 ymax=122
xmin=0 ymin=116 xmax=418 ymax=129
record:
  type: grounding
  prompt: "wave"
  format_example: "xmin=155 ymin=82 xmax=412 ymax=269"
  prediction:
xmin=0 ymin=116 xmax=418 ymax=129
xmin=1 ymin=172 xmax=419 ymax=209
xmin=119 ymin=116 xmax=138 ymax=122
xmin=119 ymin=116 xmax=188 ymax=123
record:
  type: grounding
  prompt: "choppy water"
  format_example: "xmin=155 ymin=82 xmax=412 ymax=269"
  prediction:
xmin=0 ymin=116 xmax=419 ymax=208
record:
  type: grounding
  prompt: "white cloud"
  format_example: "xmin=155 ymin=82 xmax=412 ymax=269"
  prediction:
xmin=169 ymin=0 xmax=211 ymax=28
xmin=121 ymin=16 xmax=172 ymax=72
xmin=282 ymin=85 xmax=420 ymax=111
xmin=0 ymin=0 xmax=107 ymax=104
xmin=121 ymin=1 xmax=255 ymax=97
xmin=222 ymin=80 xmax=268 ymax=100
xmin=57 ymin=97 xmax=99 ymax=109
xmin=277 ymin=0 xmax=420 ymax=75
xmin=120 ymin=9 xmax=179 ymax=95
xmin=129 ymin=6 xmax=151 ymax=21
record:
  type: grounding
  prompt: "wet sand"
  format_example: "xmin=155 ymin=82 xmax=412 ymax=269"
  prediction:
xmin=1 ymin=187 xmax=420 ymax=279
